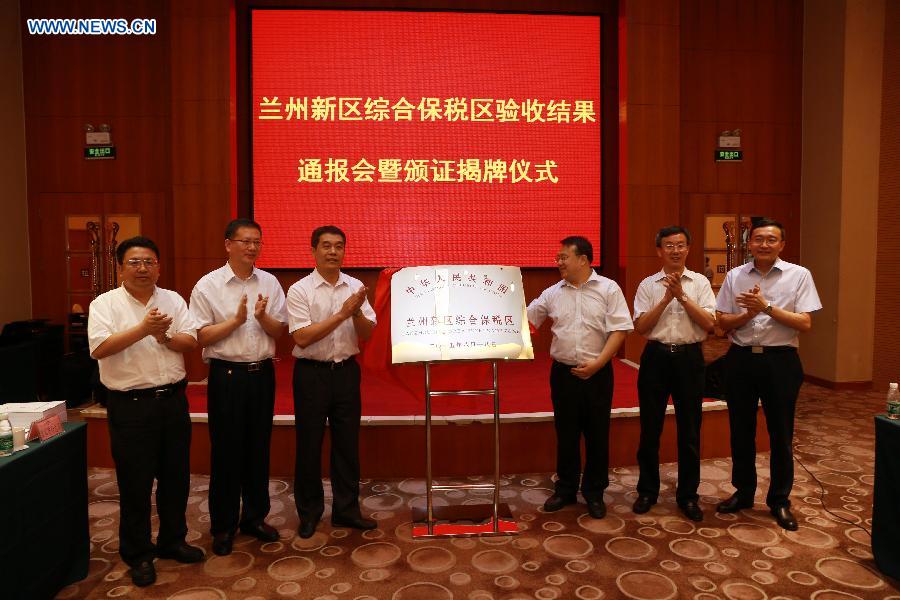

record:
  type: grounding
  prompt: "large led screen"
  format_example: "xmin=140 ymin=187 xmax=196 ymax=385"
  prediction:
xmin=251 ymin=9 xmax=601 ymax=268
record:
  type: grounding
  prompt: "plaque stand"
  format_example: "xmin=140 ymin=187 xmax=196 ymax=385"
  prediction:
xmin=411 ymin=360 xmax=519 ymax=538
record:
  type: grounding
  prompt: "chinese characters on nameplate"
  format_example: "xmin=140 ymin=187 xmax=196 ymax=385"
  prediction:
xmin=391 ymin=265 xmax=534 ymax=363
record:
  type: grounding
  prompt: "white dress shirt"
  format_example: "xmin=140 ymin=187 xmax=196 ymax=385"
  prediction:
xmin=633 ymin=268 xmax=716 ymax=345
xmin=88 ymin=285 xmax=197 ymax=391
xmin=286 ymin=269 xmax=377 ymax=362
xmin=716 ymin=258 xmax=822 ymax=347
xmin=190 ymin=263 xmax=288 ymax=362
xmin=527 ymin=270 xmax=634 ymax=365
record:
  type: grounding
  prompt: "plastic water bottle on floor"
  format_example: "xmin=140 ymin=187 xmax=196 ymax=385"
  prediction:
xmin=887 ymin=383 xmax=900 ymax=420
xmin=0 ymin=413 xmax=13 ymax=457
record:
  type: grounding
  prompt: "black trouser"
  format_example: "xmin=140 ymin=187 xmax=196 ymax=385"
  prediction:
xmin=549 ymin=360 xmax=614 ymax=500
xmin=724 ymin=345 xmax=804 ymax=508
xmin=207 ymin=358 xmax=276 ymax=536
xmin=636 ymin=341 xmax=705 ymax=503
xmin=106 ymin=383 xmax=191 ymax=567
xmin=293 ymin=357 xmax=362 ymax=523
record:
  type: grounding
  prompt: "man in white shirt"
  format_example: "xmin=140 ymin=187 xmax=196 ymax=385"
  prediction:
xmin=88 ymin=237 xmax=202 ymax=587
xmin=527 ymin=236 xmax=633 ymax=519
xmin=190 ymin=219 xmax=287 ymax=555
xmin=715 ymin=218 xmax=822 ymax=531
xmin=632 ymin=226 xmax=716 ymax=521
xmin=287 ymin=226 xmax=377 ymax=538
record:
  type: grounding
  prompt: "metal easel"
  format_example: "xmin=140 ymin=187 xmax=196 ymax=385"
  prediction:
xmin=411 ymin=359 xmax=518 ymax=538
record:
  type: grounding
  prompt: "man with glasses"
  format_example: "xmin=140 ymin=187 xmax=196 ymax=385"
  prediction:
xmin=632 ymin=226 xmax=715 ymax=521
xmin=287 ymin=225 xmax=376 ymax=538
xmin=715 ymin=217 xmax=821 ymax=530
xmin=527 ymin=236 xmax=633 ymax=519
xmin=88 ymin=236 xmax=202 ymax=587
xmin=190 ymin=219 xmax=287 ymax=555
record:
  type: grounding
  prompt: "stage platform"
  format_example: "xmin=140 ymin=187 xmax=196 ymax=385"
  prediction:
xmin=82 ymin=354 xmax=767 ymax=478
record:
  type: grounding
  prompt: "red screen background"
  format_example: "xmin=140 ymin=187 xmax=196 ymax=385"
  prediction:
xmin=251 ymin=10 xmax=602 ymax=268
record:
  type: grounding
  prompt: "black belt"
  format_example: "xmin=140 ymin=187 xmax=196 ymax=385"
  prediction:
xmin=110 ymin=379 xmax=187 ymax=399
xmin=731 ymin=344 xmax=796 ymax=354
xmin=210 ymin=358 xmax=272 ymax=372
xmin=298 ymin=356 xmax=356 ymax=370
xmin=647 ymin=340 xmax=702 ymax=353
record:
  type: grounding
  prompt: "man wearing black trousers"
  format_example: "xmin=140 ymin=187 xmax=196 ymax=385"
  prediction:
xmin=715 ymin=218 xmax=821 ymax=531
xmin=632 ymin=226 xmax=715 ymax=522
xmin=287 ymin=225 xmax=377 ymax=538
xmin=190 ymin=219 xmax=287 ymax=555
xmin=88 ymin=237 xmax=203 ymax=587
xmin=527 ymin=236 xmax=633 ymax=519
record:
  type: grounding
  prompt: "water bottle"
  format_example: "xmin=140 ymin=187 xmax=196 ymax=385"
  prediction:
xmin=888 ymin=383 xmax=900 ymax=420
xmin=0 ymin=413 xmax=13 ymax=457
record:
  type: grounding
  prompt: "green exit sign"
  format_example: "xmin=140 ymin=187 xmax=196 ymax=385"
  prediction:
xmin=715 ymin=149 xmax=742 ymax=162
xmin=84 ymin=145 xmax=116 ymax=160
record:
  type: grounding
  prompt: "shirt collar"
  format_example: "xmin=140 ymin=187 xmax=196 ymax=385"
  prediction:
xmin=747 ymin=257 xmax=785 ymax=275
xmin=561 ymin=269 xmax=602 ymax=289
xmin=653 ymin=268 xmax=697 ymax=282
xmin=311 ymin=268 xmax=347 ymax=288
xmin=120 ymin=283 xmax=158 ymax=306
xmin=222 ymin=261 xmax=257 ymax=284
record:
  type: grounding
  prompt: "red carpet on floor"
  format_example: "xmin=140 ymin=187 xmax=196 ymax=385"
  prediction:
xmin=186 ymin=353 xmax=641 ymax=416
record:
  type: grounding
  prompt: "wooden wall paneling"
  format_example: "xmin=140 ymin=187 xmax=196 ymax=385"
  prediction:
xmin=172 ymin=184 xmax=232 ymax=260
xmin=24 ymin=116 xmax=171 ymax=194
xmin=751 ymin=122 xmax=777 ymax=194
xmin=628 ymin=23 xmax=679 ymax=106
xmin=20 ymin=0 xmax=170 ymax=118
xmin=626 ymin=104 xmax=680 ymax=187
xmin=680 ymin=121 xmax=700 ymax=192
xmin=695 ymin=122 xmax=719 ymax=192
xmin=874 ymin=0 xmax=900 ymax=388
xmin=626 ymin=0 xmax=678 ymax=26
xmin=691 ymin=0 xmax=717 ymax=50
xmin=625 ymin=186 xmax=681 ymax=259
xmin=714 ymin=0 xmax=739 ymax=49
xmin=22 ymin=0 xmax=174 ymax=322
xmin=734 ymin=0 xmax=759 ymax=52
xmin=30 ymin=194 xmax=102 ymax=320
xmin=170 ymin=16 xmax=230 ymax=102
xmin=774 ymin=124 xmax=800 ymax=193
xmin=755 ymin=0 xmax=778 ymax=52
xmin=170 ymin=102 xmax=230 ymax=187
xmin=681 ymin=50 xmax=716 ymax=123
xmin=169 ymin=1 xmax=232 ymax=345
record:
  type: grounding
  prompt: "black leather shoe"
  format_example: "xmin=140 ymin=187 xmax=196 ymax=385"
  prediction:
xmin=716 ymin=493 xmax=754 ymax=513
xmin=157 ymin=542 xmax=204 ymax=563
xmin=129 ymin=560 xmax=156 ymax=587
xmin=770 ymin=506 xmax=798 ymax=531
xmin=542 ymin=493 xmax=577 ymax=512
xmin=678 ymin=500 xmax=704 ymax=522
xmin=212 ymin=532 xmax=234 ymax=556
xmin=586 ymin=499 xmax=606 ymax=519
xmin=331 ymin=515 xmax=377 ymax=530
xmin=241 ymin=521 xmax=279 ymax=542
xmin=632 ymin=495 xmax=656 ymax=515
xmin=298 ymin=519 xmax=319 ymax=539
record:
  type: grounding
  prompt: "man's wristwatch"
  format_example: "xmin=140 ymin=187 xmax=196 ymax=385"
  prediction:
xmin=677 ymin=293 xmax=688 ymax=304
xmin=763 ymin=303 xmax=774 ymax=315
xmin=158 ymin=334 xmax=172 ymax=345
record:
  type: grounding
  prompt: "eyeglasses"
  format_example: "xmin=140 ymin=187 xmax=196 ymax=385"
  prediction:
xmin=751 ymin=236 xmax=781 ymax=246
xmin=229 ymin=239 xmax=263 ymax=247
xmin=125 ymin=258 xmax=159 ymax=268
xmin=663 ymin=243 xmax=688 ymax=251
